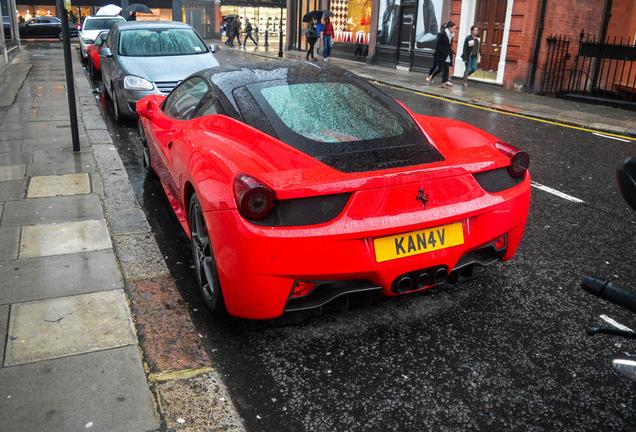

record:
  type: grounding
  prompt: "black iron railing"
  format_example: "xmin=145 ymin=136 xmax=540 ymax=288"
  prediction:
xmin=540 ymin=33 xmax=636 ymax=108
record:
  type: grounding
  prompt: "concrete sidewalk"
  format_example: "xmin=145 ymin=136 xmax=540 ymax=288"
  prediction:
xmin=0 ymin=45 xmax=160 ymax=431
xmin=0 ymin=41 xmax=246 ymax=432
xmin=220 ymin=43 xmax=636 ymax=138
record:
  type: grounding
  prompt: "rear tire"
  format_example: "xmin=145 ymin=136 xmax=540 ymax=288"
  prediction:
xmin=189 ymin=194 xmax=226 ymax=316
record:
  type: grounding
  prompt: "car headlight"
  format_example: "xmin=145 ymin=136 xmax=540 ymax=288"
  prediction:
xmin=124 ymin=76 xmax=154 ymax=91
xmin=82 ymin=38 xmax=94 ymax=45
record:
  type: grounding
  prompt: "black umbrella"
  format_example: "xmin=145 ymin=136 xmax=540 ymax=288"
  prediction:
xmin=223 ymin=14 xmax=238 ymax=22
xmin=120 ymin=3 xmax=152 ymax=16
xmin=302 ymin=10 xmax=324 ymax=23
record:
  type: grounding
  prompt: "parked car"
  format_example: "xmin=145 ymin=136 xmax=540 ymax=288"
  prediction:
xmin=17 ymin=16 xmax=78 ymax=39
xmin=136 ymin=62 xmax=532 ymax=319
xmin=100 ymin=21 xmax=219 ymax=122
xmin=79 ymin=15 xmax=126 ymax=61
xmin=87 ymin=30 xmax=109 ymax=79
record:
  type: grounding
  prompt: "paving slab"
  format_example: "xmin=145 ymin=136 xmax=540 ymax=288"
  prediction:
xmin=5 ymin=289 xmax=137 ymax=366
xmin=0 ymin=346 xmax=160 ymax=432
xmin=1 ymin=194 xmax=103 ymax=227
xmin=32 ymin=148 xmax=94 ymax=164
xmin=0 ymin=226 xmax=20 ymax=260
xmin=19 ymin=219 xmax=112 ymax=258
xmin=0 ymin=164 xmax=26 ymax=181
xmin=0 ymin=180 xmax=25 ymax=201
xmin=0 ymin=305 xmax=7 ymax=362
xmin=0 ymin=141 xmax=22 ymax=153
xmin=0 ymin=249 xmax=123 ymax=305
xmin=155 ymin=370 xmax=245 ymax=432
xmin=26 ymin=159 xmax=95 ymax=176
xmin=27 ymin=173 xmax=91 ymax=198
xmin=0 ymin=128 xmax=36 ymax=140
xmin=0 ymin=150 xmax=32 ymax=165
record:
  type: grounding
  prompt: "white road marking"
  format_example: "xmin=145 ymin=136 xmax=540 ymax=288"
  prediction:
xmin=600 ymin=314 xmax=634 ymax=333
xmin=592 ymin=132 xmax=632 ymax=142
xmin=530 ymin=181 xmax=585 ymax=203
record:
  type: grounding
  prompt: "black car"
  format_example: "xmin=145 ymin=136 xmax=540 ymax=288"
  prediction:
xmin=18 ymin=16 xmax=78 ymax=39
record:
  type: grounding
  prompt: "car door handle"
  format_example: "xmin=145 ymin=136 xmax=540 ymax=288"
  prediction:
xmin=167 ymin=141 xmax=174 ymax=149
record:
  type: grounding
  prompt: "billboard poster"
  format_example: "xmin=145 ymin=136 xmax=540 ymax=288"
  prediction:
xmin=414 ymin=0 xmax=443 ymax=51
xmin=376 ymin=0 xmax=401 ymax=46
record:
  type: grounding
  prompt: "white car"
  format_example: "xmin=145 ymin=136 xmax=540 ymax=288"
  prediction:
xmin=79 ymin=15 xmax=126 ymax=61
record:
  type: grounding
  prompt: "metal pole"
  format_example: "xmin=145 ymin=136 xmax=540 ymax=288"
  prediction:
xmin=57 ymin=0 xmax=81 ymax=152
xmin=278 ymin=4 xmax=283 ymax=57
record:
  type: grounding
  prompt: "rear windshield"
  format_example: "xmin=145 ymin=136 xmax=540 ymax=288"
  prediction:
xmin=237 ymin=79 xmax=444 ymax=172
xmin=84 ymin=18 xmax=123 ymax=31
xmin=119 ymin=28 xmax=208 ymax=57
xmin=260 ymin=82 xmax=404 ymax=143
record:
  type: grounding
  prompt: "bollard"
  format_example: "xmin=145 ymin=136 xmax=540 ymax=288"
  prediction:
xmin=265 ymin=30 xmax=269 ymax=48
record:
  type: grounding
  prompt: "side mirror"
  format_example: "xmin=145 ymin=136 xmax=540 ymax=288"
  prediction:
xmin=617 ymin=156 xmax=636 ymax=210
xmin=99 ymin=47 xmax=112 ymax=58
xmin=209 ymin=44 xmax=219 ymax=53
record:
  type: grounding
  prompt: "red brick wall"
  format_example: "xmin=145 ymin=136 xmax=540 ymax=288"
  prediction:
xmin=446 ymin=0 xmax=635 ymax=90
xmin=607 ymin=0 xmax=636 ymax=42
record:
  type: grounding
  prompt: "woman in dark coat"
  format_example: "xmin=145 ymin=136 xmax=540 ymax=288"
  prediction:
xmin=426 ymin=21 xmax=457 ymax=87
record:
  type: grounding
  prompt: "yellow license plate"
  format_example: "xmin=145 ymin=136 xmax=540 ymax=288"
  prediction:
xmin=373 ymin=222 xmax=465 ymax=263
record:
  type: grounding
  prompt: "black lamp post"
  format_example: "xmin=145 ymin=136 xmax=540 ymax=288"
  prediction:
xmin=56 ymin=0 xmax=80 ymax=152
xmin=278 ymin=2 xmax=283 ymax=58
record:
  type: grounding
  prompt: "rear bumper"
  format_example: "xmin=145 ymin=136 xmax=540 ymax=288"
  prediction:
xmin=204 ymin=182 xmax=531 ymax=319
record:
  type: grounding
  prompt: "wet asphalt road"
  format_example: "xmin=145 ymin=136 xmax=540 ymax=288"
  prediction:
xmin=83 ymin=47 xmax=635 ymax=431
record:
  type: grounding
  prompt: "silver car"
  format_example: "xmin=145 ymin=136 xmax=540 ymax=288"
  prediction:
xmin=99 ymin=21 xmax=220 ymax=122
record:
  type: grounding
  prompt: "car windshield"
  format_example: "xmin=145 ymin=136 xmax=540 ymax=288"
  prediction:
xmin=119 ymin=28 xmax=207 ymax=57
xmin=84 ymin=18 xmax=122 ymax=31
xmin=237 ymin=79 xmax=444 ymax=172
xmin=258 ymin=82 xmax=404 ymax=143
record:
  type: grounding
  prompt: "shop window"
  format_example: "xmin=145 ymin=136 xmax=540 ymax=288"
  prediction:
xmin=330 ymin=0 xmax=371 ymax=45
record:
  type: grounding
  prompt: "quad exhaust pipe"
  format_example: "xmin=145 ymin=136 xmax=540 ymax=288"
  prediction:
xmin=392 ymin=266 xmax=449 ymax=293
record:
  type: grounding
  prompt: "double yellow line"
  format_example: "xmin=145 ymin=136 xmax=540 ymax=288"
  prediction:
xmin=373 ymin=81 xmax=636 ymax=143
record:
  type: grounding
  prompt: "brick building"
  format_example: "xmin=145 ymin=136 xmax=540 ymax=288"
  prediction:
xmin=448 ymin=0 xmax=636 ymax=91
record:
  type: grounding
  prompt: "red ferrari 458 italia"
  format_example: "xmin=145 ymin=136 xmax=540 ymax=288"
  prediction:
xmin=136 ymin=62 xmax=531 ymax=319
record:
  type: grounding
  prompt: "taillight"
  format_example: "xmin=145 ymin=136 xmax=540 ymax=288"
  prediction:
xmin=495 ymin=142 xmax=530 ymax=178
xmin=233 ymin=174 xmax=276 ymax=220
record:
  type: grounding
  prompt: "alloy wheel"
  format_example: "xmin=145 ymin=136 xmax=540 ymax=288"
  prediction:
xmin=189 ymin=195 xmax=226 ymax=314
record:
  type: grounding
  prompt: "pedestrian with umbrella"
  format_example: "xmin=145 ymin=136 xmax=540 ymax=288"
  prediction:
xmin=305 ymin=19 xmax=318 ymax=60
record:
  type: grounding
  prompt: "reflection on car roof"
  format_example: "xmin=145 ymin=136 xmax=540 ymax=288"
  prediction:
xmin=200 ymin=61 xmax=356 ymax=97
xmin=114 ymin=21 xmax=193 ymax=30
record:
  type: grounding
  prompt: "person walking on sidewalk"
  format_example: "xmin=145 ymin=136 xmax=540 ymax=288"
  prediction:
xmin=322 ymin=17 xmax=334 ymax=61
xmin=243 ymin=18 xmax=258 ymax=47
xmin=315 ymin=19 xmax=324 ymax=56
xmin=306 ymin=20 xmax=319 ymax=60
xmin=426 ymin=21 xmax=456 ymax=87
xmin=461 ymin=25 xmax=480 ymax=87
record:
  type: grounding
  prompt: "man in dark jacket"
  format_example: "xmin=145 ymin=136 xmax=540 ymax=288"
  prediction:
xmin=243 ymin=18 xmax=257 ymax=47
